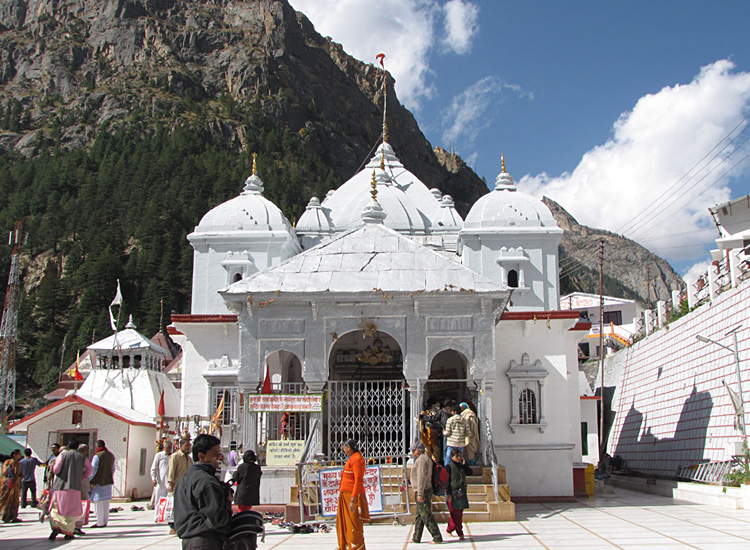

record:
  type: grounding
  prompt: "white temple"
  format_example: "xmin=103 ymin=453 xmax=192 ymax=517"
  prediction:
xmin=172 ymin=132 xmax=592 ymax=502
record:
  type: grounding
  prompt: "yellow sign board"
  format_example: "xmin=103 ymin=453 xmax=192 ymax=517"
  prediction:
xmin=265 ymin=439 xmax=305 ymax=466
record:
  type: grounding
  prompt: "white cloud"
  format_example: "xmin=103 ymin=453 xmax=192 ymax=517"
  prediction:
xmin=441 ymin=76 xmax=531 ymax=146
xmin=288 ymin=0 xmax=479 ymax=111
xmin=682 ymin=260 xmax=711 ymax=283
xmin=520 ymin=60 xmax=750 ymax=262
xmin=442 ymin=0 xmax=479 ymax=54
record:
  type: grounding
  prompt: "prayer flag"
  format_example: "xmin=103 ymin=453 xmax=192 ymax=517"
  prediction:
xmin=261 ymin=364 xmax=272 ymax=394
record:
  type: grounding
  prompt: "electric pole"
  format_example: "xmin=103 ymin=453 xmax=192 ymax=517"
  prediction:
xmin=1 ymin=221 xmax=24 ymax=430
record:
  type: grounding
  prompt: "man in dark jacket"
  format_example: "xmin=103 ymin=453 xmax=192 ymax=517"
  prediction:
xmin=174 ymin=434 xmax=232 ymax=549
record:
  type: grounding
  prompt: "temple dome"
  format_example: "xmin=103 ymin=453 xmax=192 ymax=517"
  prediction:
xmin=463 ymin=163 xmax=557 ymax=230
xmin=191 ymin=172 xmax=296 ymax=237
xmin=321 ymin=143 xmax=440 ymax=233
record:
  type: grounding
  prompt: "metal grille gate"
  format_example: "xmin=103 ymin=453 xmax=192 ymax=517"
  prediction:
xmin=327 ymin=380 xmax=407 ymax=462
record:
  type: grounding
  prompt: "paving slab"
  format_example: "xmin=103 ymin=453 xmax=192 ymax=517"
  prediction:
xmin=2 ymin=488 xmax=750 ymax=549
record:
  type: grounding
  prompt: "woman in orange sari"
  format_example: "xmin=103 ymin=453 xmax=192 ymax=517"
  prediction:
xmin=336 ymin=439 xmax=369 ymax=550
xmin=0 ymin=449 xmax=23 ymax=523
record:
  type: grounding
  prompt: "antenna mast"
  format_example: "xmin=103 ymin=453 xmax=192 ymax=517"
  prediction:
xmin=1 ymin=220 xmax=25 ymax=430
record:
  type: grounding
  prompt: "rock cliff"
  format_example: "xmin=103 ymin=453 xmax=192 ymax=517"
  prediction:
xmin=0 ymin=0 xmax=489 ymax=214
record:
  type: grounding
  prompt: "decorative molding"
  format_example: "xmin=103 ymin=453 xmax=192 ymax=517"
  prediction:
xmin=426 ymin=316 xmax=473 ymax=333
xmin=495 ymin=443 xmax=575 ymax=451
xmin=259 ymin=319 xmax=305 ymax=336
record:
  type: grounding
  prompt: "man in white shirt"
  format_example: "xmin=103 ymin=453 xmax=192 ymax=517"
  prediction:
xmin=150 ymin=440 xmax=173 ymax=522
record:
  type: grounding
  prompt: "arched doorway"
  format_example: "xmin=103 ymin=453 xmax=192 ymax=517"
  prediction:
xmin=424 ymin=349 xmax=476 ymax=409
xmin=326 ymin=329 xmax=406 ymax=461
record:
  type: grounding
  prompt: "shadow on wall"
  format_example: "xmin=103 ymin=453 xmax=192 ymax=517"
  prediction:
xmin=612 ymin=384 xmax=713 ymax=477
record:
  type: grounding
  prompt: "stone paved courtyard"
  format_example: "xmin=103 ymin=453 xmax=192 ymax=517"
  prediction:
xmin=2 ymin=488 xmax=750 ymax=549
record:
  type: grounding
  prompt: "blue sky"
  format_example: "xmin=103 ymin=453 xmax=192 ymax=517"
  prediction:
xmin=288 ymin=1 xmax=750 ymax=278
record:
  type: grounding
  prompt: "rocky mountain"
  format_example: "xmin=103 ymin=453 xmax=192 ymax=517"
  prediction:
xmin=0 ymin=0 xmax=488 ymax=214
xmin=544 ymin=197 xmax=684 ymax=305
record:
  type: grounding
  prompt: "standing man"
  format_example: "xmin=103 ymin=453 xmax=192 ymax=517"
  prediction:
xmin=168 ymin=438 xmax=192 ymax=535
xmin=409 ymin=441 xmax=442 ymax=545
xmin=151 ymin=440 xmax=173 ymax=522
xmin=443 ymin=405 xmax=468 ymax=466
xmin=44 ymin=443 xmax=61 ymax=485
xmin=173 ymin=434 xmax=232 ymax=549
xmin=459 ymin=402 xmax=479 ymax=465
xmin=20 ymin=448 xmax=42 ymax=508
xmin=89 ymin=440 xmax=115 ymax=528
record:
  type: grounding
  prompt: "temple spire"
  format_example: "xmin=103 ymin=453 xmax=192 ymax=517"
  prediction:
xmin=376 ymin=53 xmax=388 ymax=144
xmin=252 ymin=152 xmax=257 ymax=175
xmin=501 ymin=152 xmax=506 ymax=173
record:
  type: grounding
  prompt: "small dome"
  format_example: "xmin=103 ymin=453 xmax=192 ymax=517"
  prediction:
xmin=433 ymin=195 xmax=463 ymax=232
xmin=463 ymin=161 xmax=557 ymax=230
xmin=192 ymin=171 xmax=295 ymax=235
xmin=297 ymin=196 xmax=334 ymax=234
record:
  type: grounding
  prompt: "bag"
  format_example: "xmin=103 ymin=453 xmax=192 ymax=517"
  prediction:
xmin=157 ymin=494 xmax=174 ymax=523
xmin=432 ymin=460 xmax=449 ymax=496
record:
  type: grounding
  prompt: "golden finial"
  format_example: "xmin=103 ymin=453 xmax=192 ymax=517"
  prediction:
xmin=371 ymin=170 xmax=378 ymax=201
xmin=501 ymin=152 xmax=506 ymax=173
xmin=252 ymin=152 xmax=257 ymax=175
xmin=380 ymin=147 xmax=385 ymax=170
xmin=383 ymin=122 xmax=389 ymax=144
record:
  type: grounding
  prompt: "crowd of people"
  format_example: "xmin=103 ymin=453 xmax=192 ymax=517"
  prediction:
xmin=1 ymin=397 xmax=479 ymax=549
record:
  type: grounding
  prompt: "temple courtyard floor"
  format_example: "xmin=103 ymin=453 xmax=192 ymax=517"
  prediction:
xmin=2 ymin=487 xmax=750 ymax=549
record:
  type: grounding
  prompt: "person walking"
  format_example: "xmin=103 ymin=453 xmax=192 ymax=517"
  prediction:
xmin=173 ymin=434 xmax=232 ymax=549
xmin=459 ymin=402 xmax=479 ymax=465
xmin=49 ymin=440 xmax=93 ymax=540
xmin=409 ymin=441 xmax=442 ymax=545
xmin=232 ymin=449 xmax=262 ymax=511
xmin=336 ymin=439 xmax=369 ymax=550
xmin=20 ymin=448 xmax=41 ymax=508
xmin=168 ymin=438 xmax=193 ymax=534
xmin=89 ymin=440 xmax=115 ymax=528
xmin=151 ymin=440 xmax=173 ymax=522
xmin=445 ymin=448 xmax=472 ymax=541
xmin=0 ymin=449 xmax=23 ymax=523
xmin=74 ymin=444 xmax=92 ymax=536
xmin=442 ymin=405 xmax=468 ymax=466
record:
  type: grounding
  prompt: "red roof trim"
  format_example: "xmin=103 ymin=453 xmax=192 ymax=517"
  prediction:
xmin=571 ymin=321 xmax=593 ymax=331
xmin=9 ymin=395 xmax=154 ymax=430
xmin=500 ymin=311 xmax=582 ymax=321
xmin=167 ymin=326 xmax=183 ymax=335
xmin=170 ymin=314 xmax=238 ymax=323
xmin=580 ymin=396 xmax=602 ymax=400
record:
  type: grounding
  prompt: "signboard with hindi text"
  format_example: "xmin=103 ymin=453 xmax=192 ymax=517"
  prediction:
xmin=318 ymin=466 xmax=383 ymax=517
xmin=265 ymin=439 xmax=305 ymax=466
xmin=245 ymin=394 xmax=323 ymax=412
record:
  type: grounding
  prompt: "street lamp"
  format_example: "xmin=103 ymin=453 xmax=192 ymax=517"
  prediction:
xmin=696 ymin=326 xmax=746 ymax=444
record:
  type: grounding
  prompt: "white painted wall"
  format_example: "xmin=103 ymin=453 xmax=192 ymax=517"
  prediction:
xmin=174 ymin=320 xmax=240 ymax=417
xmin=607 ymin=278 xmax=750 ymax=477
xmin=493 ymin=318 xmax=579 ymax=497
xmin=124 ymin=425 xmax=158 ymax=501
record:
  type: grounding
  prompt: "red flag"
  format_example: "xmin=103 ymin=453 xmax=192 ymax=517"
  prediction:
xmin=157 ymin=390 xmax=166 ymax=417
xmin=376 ymin=53 xmax=385 ymax=69
xmin=261 ymin=364 xmax=272 ymax=394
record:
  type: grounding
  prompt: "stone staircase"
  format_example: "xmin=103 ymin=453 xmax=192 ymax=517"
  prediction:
xmin=287 ymin=464 xmax=515 ymax=523
xmin=401 ymin=465 xmax=515 ymax=523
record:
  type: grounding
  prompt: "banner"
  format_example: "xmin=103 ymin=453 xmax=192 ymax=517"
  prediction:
xmin=266 ymin=439 xmax=305 ymax=466
xmin=245 ymin=394 xmax=322 ymax=412
xmin=318 ymin=466 xmax=383 ymax=517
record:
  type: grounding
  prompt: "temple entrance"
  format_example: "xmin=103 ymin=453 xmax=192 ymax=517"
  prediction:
xmin=424 ymin=349 xmax=479 ymax=409
xmin=326 ymin=329 xmax=406 ymax=461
